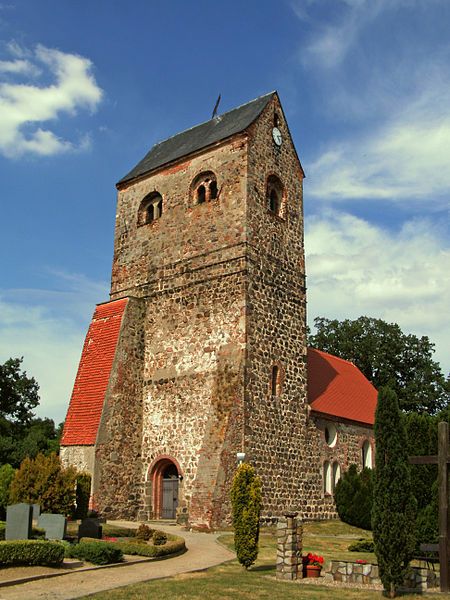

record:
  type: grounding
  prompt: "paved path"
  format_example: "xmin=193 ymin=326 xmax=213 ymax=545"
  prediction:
xmin=0 ymin=521 xmax=235 ymax=600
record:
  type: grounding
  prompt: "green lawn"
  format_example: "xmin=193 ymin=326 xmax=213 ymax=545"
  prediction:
xmin=81 ymin=520 xmax=448 ymax=600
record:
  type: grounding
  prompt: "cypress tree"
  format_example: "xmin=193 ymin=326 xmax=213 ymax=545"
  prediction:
xmin=372 ymin=386 xmax=416 ymax=598
xmin=230 ymin=463 xmax=261 ymax=569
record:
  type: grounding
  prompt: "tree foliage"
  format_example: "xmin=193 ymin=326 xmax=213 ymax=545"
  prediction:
xmin=0 ymin=464 xmax=15 ymax=520
xmin=309 ymin=316 xmax=449 ymax=414
xmin=334 ymin=465 xmax=373 ymax=530
xmin=9 ymin=452 xmax=77 ymax=515
xmin=0 ymin=358 xmax=62 ymax=467
xmin=230 ymin=463 xmax=262 ymax=569
xmin=373 ymin=386 xmax=416 ymax=598
xmin=0 ymin=357 xmax=39 ymax=423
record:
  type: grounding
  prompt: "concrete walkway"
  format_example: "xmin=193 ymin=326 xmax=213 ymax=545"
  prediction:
xmin=0 ymin=521 xmax=235 ymax=600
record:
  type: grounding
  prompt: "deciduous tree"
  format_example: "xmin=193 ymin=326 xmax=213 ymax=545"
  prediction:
xmin=309 ymin=316 xmax=448 ymax=413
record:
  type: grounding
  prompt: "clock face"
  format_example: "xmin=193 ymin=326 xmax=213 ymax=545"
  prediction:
xmin=272 ymin=127 xmax=282 ymax=146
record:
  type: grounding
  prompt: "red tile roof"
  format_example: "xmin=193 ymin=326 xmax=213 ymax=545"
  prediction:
xmin=61 ymin=298 xmax=128 ymax=446
xmin=307 ymin=348 xmax=377 ymax=425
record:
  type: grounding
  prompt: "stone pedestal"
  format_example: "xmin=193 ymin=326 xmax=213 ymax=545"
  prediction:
xmin=276 ymin=511 xmax=303 ymax=580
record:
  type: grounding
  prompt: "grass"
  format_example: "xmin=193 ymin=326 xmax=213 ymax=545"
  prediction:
xmin=82 ymin=519 xmax=450 ymax=600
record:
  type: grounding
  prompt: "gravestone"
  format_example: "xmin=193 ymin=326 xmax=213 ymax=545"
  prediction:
xmin=32 ymin=504 xmax=41 ymax=521
xmin=6 ymin=503 xmax=32 ymax=540
xmin=78 ymin=517 xmax=102 ymax=541
xmin=37 ymin=513 xmax=67 ymax=540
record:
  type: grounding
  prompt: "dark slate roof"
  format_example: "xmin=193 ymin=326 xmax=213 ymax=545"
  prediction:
xmin=117 ymin=92 xmax=276 ymax=186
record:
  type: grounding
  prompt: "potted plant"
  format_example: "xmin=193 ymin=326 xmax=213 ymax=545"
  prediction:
xmin=303 ymin=552 xmax=324 ymax=577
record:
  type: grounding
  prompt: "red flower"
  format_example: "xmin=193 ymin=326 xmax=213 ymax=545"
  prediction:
xmin=304 ymin=552 xmax=324 ymax=566
xmin=356 ymin=559 xmax=367 ymax=564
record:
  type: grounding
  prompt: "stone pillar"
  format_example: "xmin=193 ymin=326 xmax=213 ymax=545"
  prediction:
xmin=276 ymin=510 xmax=303 ymax=580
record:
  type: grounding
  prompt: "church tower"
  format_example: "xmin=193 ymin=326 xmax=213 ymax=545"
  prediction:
xmin=62 ymin=92 xmax=312 ymax=529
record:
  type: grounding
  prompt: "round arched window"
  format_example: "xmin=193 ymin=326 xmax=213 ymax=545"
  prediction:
xmin=324 ymin=423 xmax=337 ymax=447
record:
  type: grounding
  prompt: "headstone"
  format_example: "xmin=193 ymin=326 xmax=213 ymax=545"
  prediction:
xmin=78 ymin=517 xmax=102 ymax=540
xmin=37 ymin=513 xmax=67 ymax=540
xmin=32 ymin=504 xmax=41 ymax=521
xmin=6 ymin=503 xmax=32 ymax=540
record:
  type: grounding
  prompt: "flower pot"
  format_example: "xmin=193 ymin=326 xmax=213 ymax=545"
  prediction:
xmin=305 ymin=565 xmax=322 ymax=578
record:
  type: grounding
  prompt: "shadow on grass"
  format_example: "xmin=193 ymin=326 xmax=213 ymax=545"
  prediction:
xmin=249 ymin=564 xmax=275 ymax=573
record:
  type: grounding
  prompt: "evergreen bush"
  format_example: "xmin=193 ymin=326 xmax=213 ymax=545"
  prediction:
xmin=135 ymin=523 xmax=154 ymax=541
xmin=152 ymin=530 xmax=167 ymax=546
xmin=0 ymin=540 xmax=64 ymax=566
xmin=0 ymin=464 xmax=15 ymax=520
xmin=372 ymin=386 xmax=416 ymax=598
xmin=9 ymin=452 xmax=77 ymax=515
xmin=74 ymin=472 xmax=91 ymax=519
xmin=348 ymin=539 xmax=375 ymax=552
xmin=65 ymin=541 xmax=123 ymax=565
xmin=334 ymin=464 xmax=373 ymax=530
xmin=230 ymin=463 xmax=262 ymax=569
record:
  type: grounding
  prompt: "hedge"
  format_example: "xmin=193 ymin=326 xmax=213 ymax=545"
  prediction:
xmin=65 ymin=541 xmax=123 ymax=565
xmin=79 ymin=533 xmax=186 ymax=558
xmin=0 ymin=540 xmax=64 ymax=566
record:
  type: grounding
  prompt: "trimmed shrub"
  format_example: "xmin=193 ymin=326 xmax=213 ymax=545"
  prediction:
xmin=0 ymin=464 xmax=15 ymax=520
xmin=334 ymin=464 xmax=374 ymax=530
xmin=78 ymin=534 xmax=186 ymax=558
xmin=0 ymin=540 xmax=64 ymax=566
xmin=230 ymin=463 xmax=262 ymax=569
xmin=348 ymin=539 xmax=375 ymax=552
xmin=74 ymin=472 xmax=91 ymax=519
xmin=117 ymin=537 xmax=185 ymax=558
xmin=65 ymin=541 xmax=123 ymax=565
xmin=373 ymin=386 xmax=416 ymax=598
xmin=135 ymin=523 xmax=154 ymax=541
xmin=9 ymin=452 xmax=77 ymax=515
xmin=0 ymin=521 xmax=5 ymax=540
xmin=153 ymin=530 xmax=167 ymax=546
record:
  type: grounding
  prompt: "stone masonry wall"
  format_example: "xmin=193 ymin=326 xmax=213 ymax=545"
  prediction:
xmin=244 ymin=95 xmax=309 ymax=518
xmin=94 ymin=297 xmax=146 ymax=518
xmin=107 ymin=138 xmax=249 ymax=528
xmin=60 ymin=445 xmax=95 ymax=475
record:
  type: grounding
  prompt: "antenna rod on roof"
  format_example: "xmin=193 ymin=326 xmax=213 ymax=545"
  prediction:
xmin=212 ymin=94 xmax=221 ymax=119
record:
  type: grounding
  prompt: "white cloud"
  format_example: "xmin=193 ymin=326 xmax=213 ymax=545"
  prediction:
xmin=306 ymin=57 xmax=450 ymax=205
xmin=306 ymin=211 xmax=450 ymax=374
xmin=0 ymin=271 xmax=109 ymax=423
xmin=0 ymin=43 xmax=103 ymax=157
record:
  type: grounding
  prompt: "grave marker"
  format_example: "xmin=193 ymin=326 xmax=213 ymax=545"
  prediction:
xmin=5 ymin=503 xmax=32 ymax=540
xmin=37 ymin=513 xmax=67 ymax=540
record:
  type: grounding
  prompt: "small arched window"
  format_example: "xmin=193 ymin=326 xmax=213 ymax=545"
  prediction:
xmin=332 ymin=462 xmax=341 ymax=492
xmin=271 ymin=365 xmax=279 ymax=396
xmin=323 ymin=461 xmax=332 ymax=495
xmin=138 ymin=192 xmax=163 ymax=226
xmin=324 ymin=423 xmax=337 ymax=448
xmin=266 ymin=174 xmax=284 ymax=217
xmin=362 ymin=440 xmax=372 ymax=469
xmin=191 ymin=171 xmax=218 ymax=205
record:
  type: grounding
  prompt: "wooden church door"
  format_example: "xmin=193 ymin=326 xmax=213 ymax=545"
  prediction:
xmin=162 ymin=464 xmax=179 ymax=519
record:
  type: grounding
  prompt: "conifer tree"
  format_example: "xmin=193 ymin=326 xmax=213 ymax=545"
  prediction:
xmin=373 ymin=386 xmax=416 ymax=597
xmin=230 ymin=463 xmax=262 ymax=569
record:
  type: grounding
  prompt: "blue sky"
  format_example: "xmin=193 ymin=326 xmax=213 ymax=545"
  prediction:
xmin=0 ymin=0 xmax=449 ymax=423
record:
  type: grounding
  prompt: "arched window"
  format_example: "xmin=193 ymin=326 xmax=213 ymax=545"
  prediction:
xmin=271 ymin=365 xmax=279 ymax=396
xmin=332 ymin=462 xmax=341 ymax=492
xmin=324 ymin=423 xmax=337 ymax=448
xmin=323 ymin=461 xmax=332 ymax=495
xmin=362 ymin=440 xmax=372 ymax=469
xmin=137 ymin=192 xmax=163 ymax=226
xmin=191 ymin=171 xmax=218 ymax=205
xmin=266 ymin=174 xmax=284 ymax=217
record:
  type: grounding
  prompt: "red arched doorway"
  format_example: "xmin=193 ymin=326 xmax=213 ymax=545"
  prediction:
xmin=149 ymin=457 xmax=181 ymax=520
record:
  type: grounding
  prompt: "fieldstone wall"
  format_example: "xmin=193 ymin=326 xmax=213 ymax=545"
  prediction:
xmin=328 ymin=561 xmax=439 ymax=591
xmin=276 ymin=513 xmax=303 ymax=580
xmin=94 ymin=297 xmax=146 ymax=518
